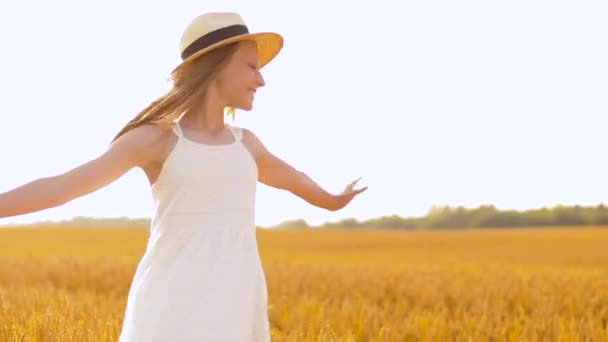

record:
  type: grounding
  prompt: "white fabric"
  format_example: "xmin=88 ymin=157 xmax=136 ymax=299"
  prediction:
xmin=118 ymin=122 xmax=270 ymax=341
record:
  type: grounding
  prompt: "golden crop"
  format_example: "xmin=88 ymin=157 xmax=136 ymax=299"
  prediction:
xmin=1 ymin=225 xmax=607 ymax=341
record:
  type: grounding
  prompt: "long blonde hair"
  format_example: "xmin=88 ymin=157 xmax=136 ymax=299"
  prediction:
xmin=111 ymin=42 xmax=240 ymax=143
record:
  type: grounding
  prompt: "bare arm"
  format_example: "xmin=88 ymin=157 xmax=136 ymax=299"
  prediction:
xmin=0 ymin=125 xmax=160 ymax=218
xmin=242 ymin=128 xmax=367 ymax=211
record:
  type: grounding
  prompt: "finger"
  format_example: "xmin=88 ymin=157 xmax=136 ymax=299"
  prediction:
xmin=345 ymin=186 xmax=367 ymax=196
xmin=347 ymin=177 xmax=362 ymax=190
xmin=354 ymin=186 xmax=368 ymax=195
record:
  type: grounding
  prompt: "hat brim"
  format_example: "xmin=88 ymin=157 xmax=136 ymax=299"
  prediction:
xmin=171 ymin=32 xmax=283 ymax=74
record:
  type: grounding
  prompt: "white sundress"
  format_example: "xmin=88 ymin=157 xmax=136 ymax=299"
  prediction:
xmin=118 ymin=121 xmax=270 ymax=341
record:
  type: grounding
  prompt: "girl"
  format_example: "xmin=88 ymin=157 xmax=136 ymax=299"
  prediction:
xmin=0 ymin=12 xmax=367 ymax=341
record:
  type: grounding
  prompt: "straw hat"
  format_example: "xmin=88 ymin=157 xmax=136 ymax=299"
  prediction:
xmin=172 ymin=12 xmax=284 ymax=73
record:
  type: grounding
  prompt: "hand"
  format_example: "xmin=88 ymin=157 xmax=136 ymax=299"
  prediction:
xmin=332 ymin=177 xmax=368 ymax=211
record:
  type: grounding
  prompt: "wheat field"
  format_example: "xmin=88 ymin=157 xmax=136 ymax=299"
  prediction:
xmin=0 ymin=225 xmax=607 ymax=341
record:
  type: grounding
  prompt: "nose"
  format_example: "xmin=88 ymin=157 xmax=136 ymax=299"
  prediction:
xmin=256 ymin=71 xmax=266 ymax=88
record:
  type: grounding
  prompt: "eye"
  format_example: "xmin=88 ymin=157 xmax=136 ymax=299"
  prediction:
xmin=248 ymin=63 xmax=258 ymax=70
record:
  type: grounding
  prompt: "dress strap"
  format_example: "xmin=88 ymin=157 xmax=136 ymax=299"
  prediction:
xmin=171 ymin=121 xmax=183 ymax=138
xmin=171 ymin=121 xmax=240 ymax=142
xmin=227 ymin=125 xmax=242 ymax=142
xmin=171 ymin=111 xmax=186 ymax=138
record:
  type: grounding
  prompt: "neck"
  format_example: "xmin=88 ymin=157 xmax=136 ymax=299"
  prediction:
xmin=182 ymin=91 xmax=227 ymax=133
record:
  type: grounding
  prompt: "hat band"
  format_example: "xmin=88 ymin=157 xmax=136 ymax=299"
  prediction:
xmin=181 ymin=24 xmax=249 ymax=60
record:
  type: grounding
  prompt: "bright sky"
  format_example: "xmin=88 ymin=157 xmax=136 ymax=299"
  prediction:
xmin=0 ymin=0 xmax=606 ymax=228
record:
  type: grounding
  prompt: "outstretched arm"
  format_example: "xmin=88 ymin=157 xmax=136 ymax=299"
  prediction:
xmin=242 ymin=128 xmax=367 ymax=211
xmin=0 ymin=125 xmax=158 ymax=218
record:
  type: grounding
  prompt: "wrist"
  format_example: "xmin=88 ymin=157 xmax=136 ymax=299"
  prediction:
xmin=326 ymin=193 xmax=343 ymax=212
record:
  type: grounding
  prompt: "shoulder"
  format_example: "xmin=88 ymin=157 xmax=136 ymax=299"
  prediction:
xmin=238 ymin=127 xmax=265 ymax=147
xmin=113 ymin=122 xmax=176 ymax=166
xmin=238 ymin=126 xmax=254 ymax=140
xmin=115 ymin=123 xmax=173 ymax=149
xmin=236 ymin=127 xmax=269 ymax=159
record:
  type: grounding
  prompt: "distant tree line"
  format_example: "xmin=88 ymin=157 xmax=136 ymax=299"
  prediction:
xmin=271 ymin=204 xmax=608 ymax=230
xmin=3 ymin=204 xmax=608 ymax=230
xmin=2 ymin=216 xmax=151 ymax=229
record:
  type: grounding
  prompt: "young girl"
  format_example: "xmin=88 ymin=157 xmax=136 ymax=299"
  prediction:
xmin=0 ymin=12 xmax=367 ymax=341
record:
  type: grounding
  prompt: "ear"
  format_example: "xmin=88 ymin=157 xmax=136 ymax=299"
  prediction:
xmin=212 ymin=60 xmax=232 ymax=85
xmin=208 ymin=74 xmax=223 ymax=93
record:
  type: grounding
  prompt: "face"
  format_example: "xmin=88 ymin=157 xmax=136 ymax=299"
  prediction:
xmin=214 ymin=41 xmax=265 ymax=111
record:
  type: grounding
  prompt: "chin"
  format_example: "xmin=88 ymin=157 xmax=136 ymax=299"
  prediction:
xmin=238 ymin=103 xmax=254 ymax=111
